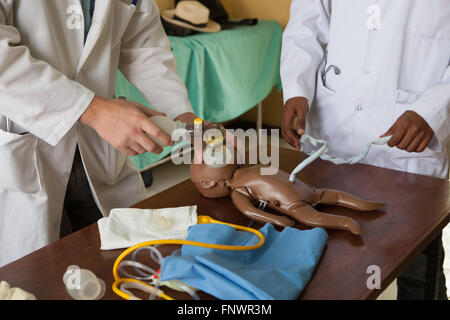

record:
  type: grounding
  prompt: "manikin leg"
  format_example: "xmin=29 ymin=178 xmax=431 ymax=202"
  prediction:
xmin=314 ymin=189 xmax=385 ymax=212
xmin=231 ymin=191 xmax=296 ymax=227
xmin=289 ymin=204 xmax=363 ymax=235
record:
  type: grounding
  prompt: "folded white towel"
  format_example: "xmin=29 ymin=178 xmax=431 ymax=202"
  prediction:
xmin=0 ymin=281 xmax=36 ymax=300
xmin=98 ymin=206 xmax=197 ymax=250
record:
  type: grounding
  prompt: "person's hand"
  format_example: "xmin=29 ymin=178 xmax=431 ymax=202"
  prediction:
xmin=282 ymin=97 xmax=309 ymax=150
xmin=80 ymin=95 xmax=173 ymax=156
xmin=380 ymin=110 xmax=435 ymax=153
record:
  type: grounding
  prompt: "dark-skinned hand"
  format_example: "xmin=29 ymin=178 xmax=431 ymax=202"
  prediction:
xmin=381 ymin=110 xmax=435 ymax=153
xmin=282 ymin=96 xmax=309 ymax=150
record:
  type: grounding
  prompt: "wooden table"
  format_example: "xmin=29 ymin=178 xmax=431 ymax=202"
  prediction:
xmin=0 ymin=148 xmax=449 ymax=300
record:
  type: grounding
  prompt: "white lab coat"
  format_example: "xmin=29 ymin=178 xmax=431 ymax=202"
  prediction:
xmin=281 ymin=0 xmax=450 ymax=179
xmin=0 ymin=0 xmax=193 ymax=266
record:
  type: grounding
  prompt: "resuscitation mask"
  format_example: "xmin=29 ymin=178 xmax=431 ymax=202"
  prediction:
xmin=289 ymin=134 xmax=392 ymax=182
xmin=199 ymin=120 xmax=233 ymax=168
xmin=150 ymin=115 xmax=232 ymax=168
xmin=63 ymin=265 xmax=105 ymax=300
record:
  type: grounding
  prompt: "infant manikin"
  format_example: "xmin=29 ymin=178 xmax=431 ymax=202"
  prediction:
xmin=148 ymin=115 xmax=384 ymax=235
xmin=190 ymin=163 xmax=384 ymax=235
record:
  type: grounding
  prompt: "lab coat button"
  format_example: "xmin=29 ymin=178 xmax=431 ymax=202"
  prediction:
xmin=356 ymin=104 xmax=363 ymax=111
xmin=363 ymin=68 xmax=370 ymax=75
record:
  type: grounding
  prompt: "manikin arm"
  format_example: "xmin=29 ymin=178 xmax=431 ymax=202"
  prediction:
xmin=231 ymin=191 xmax=295 ymax=228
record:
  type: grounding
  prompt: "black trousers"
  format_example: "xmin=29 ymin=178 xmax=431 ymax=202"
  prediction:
xmin=59 ymin=148 xmax=103 ymax=238
xmin=397 ymin=236 xmax=448 ymax=300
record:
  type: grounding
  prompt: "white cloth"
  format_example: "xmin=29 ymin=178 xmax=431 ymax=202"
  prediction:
xmin=98 ymin=206 xmax=198 ymax=250
xmin=0 ymin=0 xmax=193 ymax=266
xmin=0 ymin=281 xmax=36 ymax=300
xmin=281 ymin=0 xmax=450 ymax=179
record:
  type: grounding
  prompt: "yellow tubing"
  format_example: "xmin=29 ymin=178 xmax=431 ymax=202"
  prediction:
xmin=112 ymin=215 xmax=265 ymax=300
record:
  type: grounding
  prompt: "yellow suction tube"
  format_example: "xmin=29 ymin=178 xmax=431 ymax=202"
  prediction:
xmin=112 ymin=215 xmax=265 ymax=300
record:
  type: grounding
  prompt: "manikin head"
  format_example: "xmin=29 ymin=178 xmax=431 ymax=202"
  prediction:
xmin=190 ymin=163 xmax=238 ymax=198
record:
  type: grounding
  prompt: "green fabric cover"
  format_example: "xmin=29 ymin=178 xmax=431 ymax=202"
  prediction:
xmin=115 ymin=20 xmax=282 ymax=170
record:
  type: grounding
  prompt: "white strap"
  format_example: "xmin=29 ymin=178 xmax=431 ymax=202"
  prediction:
xmin=289 ymin=134 xmax=392 ymax=182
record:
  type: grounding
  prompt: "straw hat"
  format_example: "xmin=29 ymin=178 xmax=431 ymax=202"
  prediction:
xmin=161 ymin=1 xmax=221 ymax=33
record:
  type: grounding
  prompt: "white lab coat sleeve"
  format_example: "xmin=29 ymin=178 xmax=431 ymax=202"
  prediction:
xmin=119 ymin=0 xmax=193 ymax=120
xmin=408 ymin=65 xmax=450 ymax=152
xmin=0 ymin=2 xmax=95 ymax=146
xmin=280 ymin=0 xmax=331 ymax=105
